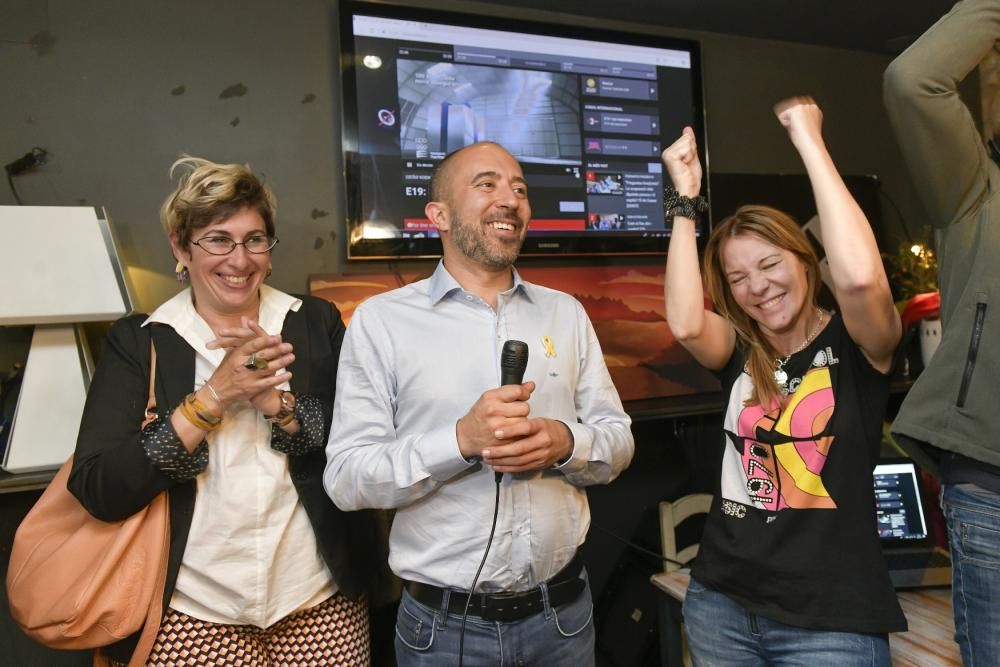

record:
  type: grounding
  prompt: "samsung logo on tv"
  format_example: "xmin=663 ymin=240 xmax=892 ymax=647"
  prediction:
xmin=537 ymin=242 xmax=561 ymax=248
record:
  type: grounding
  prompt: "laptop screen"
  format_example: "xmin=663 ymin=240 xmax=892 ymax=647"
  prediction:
xmin=873 ymin=461 xmax=929 ymax=542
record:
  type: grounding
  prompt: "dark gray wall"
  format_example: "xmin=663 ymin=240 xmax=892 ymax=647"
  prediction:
xmin=1 ymin=0 xmax=921 ymax=313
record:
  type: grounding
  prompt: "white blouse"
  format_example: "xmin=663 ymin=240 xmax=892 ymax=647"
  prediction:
xmin=146 ymin=285 xmax=336 ymax=628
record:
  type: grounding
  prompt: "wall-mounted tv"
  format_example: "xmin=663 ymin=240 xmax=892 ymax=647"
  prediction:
xmin=339 ymin=1 xmax=708 ymax=260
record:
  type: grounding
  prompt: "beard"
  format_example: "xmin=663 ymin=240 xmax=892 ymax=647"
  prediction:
xmin=450 ymin=212 xmax=525 ymax=270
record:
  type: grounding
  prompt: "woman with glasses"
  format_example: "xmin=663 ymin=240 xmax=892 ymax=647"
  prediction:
xmin=661 ymin=98 xmax=905 ymax=665
xmin=68 ymin=156 xmax=389 ymax=667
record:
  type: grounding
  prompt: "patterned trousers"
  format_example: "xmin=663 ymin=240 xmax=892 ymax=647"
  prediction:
xmin=111 ymin=594 xmax=369 ymax=666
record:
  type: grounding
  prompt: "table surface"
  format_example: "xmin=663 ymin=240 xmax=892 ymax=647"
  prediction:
xmin=650 ymin=570 xmax=960 ymax=667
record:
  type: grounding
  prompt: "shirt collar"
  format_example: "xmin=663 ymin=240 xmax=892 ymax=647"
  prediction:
xmin=510 ymin=268 xmax=535 ymax=303
xmin=257 ymin=284 xmax=302 ymax=333
xmin=143 ymin=284 xmax=301 ymax=335
xmin=427 ymin=261 xmax=534 ymax=306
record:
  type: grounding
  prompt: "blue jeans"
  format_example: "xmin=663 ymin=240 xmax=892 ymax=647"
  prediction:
xmin=393 ymin=572 xmax=595 ymax=667
xmin=943 ymin=482 xmax=1000 ymax=667
xmin=682 ymin=577 xmax=890 ymax=666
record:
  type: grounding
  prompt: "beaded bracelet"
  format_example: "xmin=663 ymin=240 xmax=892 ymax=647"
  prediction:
xmin=663 ymin=186 xmax=708 ymax=224
xmin=178 ymin=392 xmax=223 ymax=432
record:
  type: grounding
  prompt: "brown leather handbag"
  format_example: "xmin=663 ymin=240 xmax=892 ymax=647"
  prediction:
xmin=6 ymin=342 xmax=169 ymax=667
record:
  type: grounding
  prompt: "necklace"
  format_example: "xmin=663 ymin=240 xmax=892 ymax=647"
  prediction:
xmin=774 ymin=308 xmax=826 ymax=393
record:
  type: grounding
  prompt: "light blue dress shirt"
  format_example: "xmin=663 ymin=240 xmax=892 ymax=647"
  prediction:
xmin=324 ymin=262 xmax=634 ymax=592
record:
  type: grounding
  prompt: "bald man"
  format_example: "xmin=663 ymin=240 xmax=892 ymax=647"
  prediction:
xmin=325 ymin=141 xmax=634 ymax=666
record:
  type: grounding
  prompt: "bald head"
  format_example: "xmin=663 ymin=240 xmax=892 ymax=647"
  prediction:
xmin=429 ymin=141 xmax=510 ymax=205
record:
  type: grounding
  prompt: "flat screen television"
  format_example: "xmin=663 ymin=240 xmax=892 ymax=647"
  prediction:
xmin=338 ymin=2 xmax=708 ymax=259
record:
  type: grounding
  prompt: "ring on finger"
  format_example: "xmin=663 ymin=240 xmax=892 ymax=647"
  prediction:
xmin=243 ymin=353 xmax=269 ymax=371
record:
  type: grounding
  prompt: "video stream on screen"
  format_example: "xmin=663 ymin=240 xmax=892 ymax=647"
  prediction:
xmin=398 ymin=61 xmax=582 ymax=163
xmin=342 ymin=9 xmax=705 ymax=257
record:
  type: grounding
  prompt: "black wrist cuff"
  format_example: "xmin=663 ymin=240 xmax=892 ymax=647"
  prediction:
xmin=663 ymin=186 xmax=708 ymax=224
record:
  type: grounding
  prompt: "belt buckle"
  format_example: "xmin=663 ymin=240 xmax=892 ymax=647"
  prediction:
xmin=478 ymin=591 xmax=510 ymax=621
xmin=481 ymin=590 xmax=538 ymax=622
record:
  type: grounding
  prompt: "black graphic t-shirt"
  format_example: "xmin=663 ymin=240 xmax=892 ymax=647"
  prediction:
xmin=691 ymin=312 xmax=907 ymax=633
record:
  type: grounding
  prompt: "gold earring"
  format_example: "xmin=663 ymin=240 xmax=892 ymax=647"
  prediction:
xmin=175 ymin=261 xmax=189 ymax=282
xmin=266 ymin=262 xmax=273 ymax=279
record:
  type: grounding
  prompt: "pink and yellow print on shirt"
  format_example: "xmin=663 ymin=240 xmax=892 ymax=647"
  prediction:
xmin=721 ymin=364 xmax=836 ymax=513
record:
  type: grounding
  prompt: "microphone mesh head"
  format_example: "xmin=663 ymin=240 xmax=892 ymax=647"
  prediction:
xmin=501 ymin=340 xmax=529 ymax=371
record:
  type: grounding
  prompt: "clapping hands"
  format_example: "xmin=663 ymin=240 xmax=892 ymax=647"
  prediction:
xmin=204 ymin=318 xmax=294 ymax=412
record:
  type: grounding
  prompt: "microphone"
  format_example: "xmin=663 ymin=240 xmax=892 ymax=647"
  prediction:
xmin=500 ymin=340 xmax=529 ymax=387
xmin=496 ymin=340 xmax=529 ymax=483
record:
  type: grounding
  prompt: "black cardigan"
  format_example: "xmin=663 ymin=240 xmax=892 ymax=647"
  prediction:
xmin=68 ymin=295 xmax=390 ymax=662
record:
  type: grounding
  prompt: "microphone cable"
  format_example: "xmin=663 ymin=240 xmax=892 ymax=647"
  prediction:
xmin=457 ymin=339 xmax=525 ymax=665
xmin=458 ymin=473 xmax=501 ymax=667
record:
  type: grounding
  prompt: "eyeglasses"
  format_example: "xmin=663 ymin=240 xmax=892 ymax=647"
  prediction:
xmin=191 ymin=234 xmax=279 ymax=255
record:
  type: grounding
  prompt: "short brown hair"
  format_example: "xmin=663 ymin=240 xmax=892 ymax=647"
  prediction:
xmin=160 ymin=156 xmax=276 ymax=247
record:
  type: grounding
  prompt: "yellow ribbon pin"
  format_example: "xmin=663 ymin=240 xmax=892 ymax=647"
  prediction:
xmin=542 ymin=335 xmax=556 ymax=358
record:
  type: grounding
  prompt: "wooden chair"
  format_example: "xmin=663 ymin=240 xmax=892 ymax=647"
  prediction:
xmin=653 ymin=493 xmax=712 ymax=667
xmin=659 ymin=493 xmax=712 ymax=573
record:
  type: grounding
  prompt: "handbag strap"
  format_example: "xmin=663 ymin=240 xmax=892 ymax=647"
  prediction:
xmin=141 ymin=341 xmax=157 ymax=429
xmin=131 ymin=337 xmax=167 ymax=667
xmin=126 ymin=502 xmax=169 ymax=667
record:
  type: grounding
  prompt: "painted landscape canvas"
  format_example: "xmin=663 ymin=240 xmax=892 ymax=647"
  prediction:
xmin=309 ymin=264 xmax=720 ymax=407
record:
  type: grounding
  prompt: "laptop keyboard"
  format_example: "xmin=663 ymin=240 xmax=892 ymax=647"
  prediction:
xmin=885 ymin=550 xmax=951 ymax=570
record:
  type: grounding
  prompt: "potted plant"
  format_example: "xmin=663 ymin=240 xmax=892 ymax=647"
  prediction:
xmin=883 ymin=232 xmax=940 ymax=365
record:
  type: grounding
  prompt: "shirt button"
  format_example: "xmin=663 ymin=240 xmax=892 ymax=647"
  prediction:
xmin=465 ymin=295 xmax=474 ymax=301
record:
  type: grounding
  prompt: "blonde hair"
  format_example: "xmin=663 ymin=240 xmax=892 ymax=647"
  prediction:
xmin=160 ymin=156 xmax=276 ymax=247
xmin=703 ymin=205 xmax=822 ymax=407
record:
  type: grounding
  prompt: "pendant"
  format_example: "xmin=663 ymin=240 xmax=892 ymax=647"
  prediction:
xmin=774 ymin=368 xmax=788 ymax=388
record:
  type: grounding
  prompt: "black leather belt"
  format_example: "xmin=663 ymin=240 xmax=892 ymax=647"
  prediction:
xmin=404 ymin=555 xmax=585 ymax=622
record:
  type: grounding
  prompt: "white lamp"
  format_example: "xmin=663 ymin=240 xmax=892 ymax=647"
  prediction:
xmin=0 ymin=206 xmax=133 ymax=472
